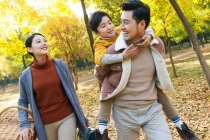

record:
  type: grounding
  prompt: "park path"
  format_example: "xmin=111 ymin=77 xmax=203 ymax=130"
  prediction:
xmin=165 ymin=51 xmax=195 ymax=62
xmin=0 ymin=47 xmax=205 ymax=111
xmin=0 ymin=75 xmax=97 ymax=111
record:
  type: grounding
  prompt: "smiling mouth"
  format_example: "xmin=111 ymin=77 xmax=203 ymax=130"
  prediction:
xmin=123 ymin=32 xmax=129 ymax=36
xmin=107 ymin=30 xmax=114 ymax=33
xmin=41 ymin=47 xmax=48 ymax=50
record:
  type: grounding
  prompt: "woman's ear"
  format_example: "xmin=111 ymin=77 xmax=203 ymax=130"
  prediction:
xmin=27 ymin=47 xmax=32 ymax=53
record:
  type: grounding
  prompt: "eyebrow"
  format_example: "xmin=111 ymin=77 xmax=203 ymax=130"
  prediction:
xmin=35 ymin=38 xmax=46 ymax=42
xmin=35 ymin=39 xmax=41 ymax=41
xmin=99 ymin=19 xmax=111 ymax=27
xmin=99 ymin=23 xmax=106 ymax=27
xmin=121 ymin=19 xmax=129 ymax=22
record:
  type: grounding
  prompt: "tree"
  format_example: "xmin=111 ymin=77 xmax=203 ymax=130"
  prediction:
xmin=0 ymin=0 xmax=42 ymax=76
xmin=169 ymin=0 xmax=210 ymax=88
xmin=41 ymin=0 xmax=92 ymax=89
xmin=146 ymin=0 xmax=180 ymax=77
xmin=80 ymin=0 xmax=94 ymax=57
xmin=92 ymin=0 xmax=127 ymax=26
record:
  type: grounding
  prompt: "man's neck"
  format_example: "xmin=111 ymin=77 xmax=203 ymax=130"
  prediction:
xmin=126 ymin=31 xmax=145 ymax=45
xmin=126 ymin=37 xmax=144 ymax=46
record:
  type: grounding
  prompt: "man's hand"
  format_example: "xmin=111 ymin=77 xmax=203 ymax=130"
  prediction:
xmin=19 ymin=128 xmax=34 ymax=140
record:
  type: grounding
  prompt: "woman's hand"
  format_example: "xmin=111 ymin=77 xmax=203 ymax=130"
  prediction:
xmin=19 ymin=128 xmax=34 ymax=140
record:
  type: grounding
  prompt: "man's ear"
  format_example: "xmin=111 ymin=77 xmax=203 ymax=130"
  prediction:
xmin=138 ymin=20 xmax=146 ymax=29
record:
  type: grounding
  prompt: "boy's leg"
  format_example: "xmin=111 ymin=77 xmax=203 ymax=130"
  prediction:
xmin=157 ymin=88 xmax=178 ymax=119
xmin=142 ymin=101 xmax=172 ymax=140
xmin=112 ymin=105 xmax=140 ymax=140
xmin=157 ymin=88 xmax=199 ymax=140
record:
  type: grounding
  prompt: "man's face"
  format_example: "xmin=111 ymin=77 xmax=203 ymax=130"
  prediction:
xmin=120 ymin=11 xmax=145 ymax=42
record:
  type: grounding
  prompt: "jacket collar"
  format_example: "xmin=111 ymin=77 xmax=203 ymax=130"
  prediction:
xmin=115 ymin=32 xmax=159 ymax=51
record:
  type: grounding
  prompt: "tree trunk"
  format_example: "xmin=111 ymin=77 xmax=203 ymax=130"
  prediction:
xmin=181 ymin=41 xmax=184 ymax=48
xmin=67 ymin=60 xmax=78 ymax=90
xmin=199 ymin=33 xmax=205 ymax=48
xmin=178 ymin=42 xmax=181 ymax=50
xmin=22 ymin=55 xmax=26 ymax=69
xmin=80 ymin=0 xmax=94 ymax=58
xmin=202 ymin=32 xmax=208 ymax=43
xmin=162 ymin=38 xmax=168 ymax=54
xmin=169 ymin=0 xmax=210 ymax=88
xmin=79 ymin=59 xmax=86 ymax=70
xmin=188 ymin=36 xmax=193 ymax=48
xmin=164 ymin=27 xmax=177 ymax=77
xmin=168 ymin=38 xmax=178 ymax=77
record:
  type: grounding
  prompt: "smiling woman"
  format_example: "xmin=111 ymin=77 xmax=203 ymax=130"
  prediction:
xmin=17 ymin=33 xmax=89 ymax=140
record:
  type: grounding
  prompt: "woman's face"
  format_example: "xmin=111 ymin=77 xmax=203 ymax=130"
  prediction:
xmin=27 ymin=35 xmax=49 ymax=57
xmin=96 ymin=16 xmax=116 ymax=39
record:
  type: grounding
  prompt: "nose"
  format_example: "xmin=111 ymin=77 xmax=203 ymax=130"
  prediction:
xmin=42 ymin=41 xmax=47 ymax=46
xmin=120 ymin=23 xmax=125 ymax=30
xmin=107 ymin=24 xmax=113 ymax=30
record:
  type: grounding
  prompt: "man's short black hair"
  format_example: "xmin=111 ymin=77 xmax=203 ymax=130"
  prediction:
xmin=89 ymin=11 xmax=112 ymax=33
xmin=121 ymin=0 xmax=150 ymax=28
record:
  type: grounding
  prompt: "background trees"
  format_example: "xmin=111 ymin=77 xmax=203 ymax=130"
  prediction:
xmin=0 ymin=0 xmax=209 ymax=87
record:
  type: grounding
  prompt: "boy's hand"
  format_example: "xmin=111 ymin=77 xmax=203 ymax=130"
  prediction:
xmin=122 ymin=44 xmax=141 ymax=60
xmin=134 ymin=34 xmax=152 ymax=48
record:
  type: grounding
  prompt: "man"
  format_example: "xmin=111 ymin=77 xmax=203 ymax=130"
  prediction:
xmin=96 ymin=1 xmax=172 ymax=140
xmin=96 ymin=1 xmax=199 ymax=140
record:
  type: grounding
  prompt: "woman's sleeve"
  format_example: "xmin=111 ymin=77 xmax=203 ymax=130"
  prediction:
xmin=18 ymin=76 xmax=31 ymax=130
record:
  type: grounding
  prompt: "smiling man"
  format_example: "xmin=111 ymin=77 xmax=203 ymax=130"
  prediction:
xmin=111 ymin=1 xmax=173 ymax=140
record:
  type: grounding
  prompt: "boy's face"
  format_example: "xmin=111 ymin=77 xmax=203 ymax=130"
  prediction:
xmin=120 ymin=10 xmax=145 ymax=42
xmin=96 ymin=16 xmax=116 ymax=39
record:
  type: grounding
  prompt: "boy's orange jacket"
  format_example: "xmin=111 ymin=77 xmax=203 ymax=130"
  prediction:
xmin=94 ymin=27 xmax=121 ymax=65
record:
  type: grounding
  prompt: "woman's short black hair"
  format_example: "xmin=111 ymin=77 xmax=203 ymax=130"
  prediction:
xmin=89 ymin=11 xmax=112 ymax=33
xmin=25 ymin=33 xmax=45 ymax=56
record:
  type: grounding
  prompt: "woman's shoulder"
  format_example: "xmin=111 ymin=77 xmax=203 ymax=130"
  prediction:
xmin=54 ymin=59 xmax=66 ymax=65
xmin=54 ymin=59 xmax=68 ymax=70
xmin=19 ymin=66 xmax=31 ymax=81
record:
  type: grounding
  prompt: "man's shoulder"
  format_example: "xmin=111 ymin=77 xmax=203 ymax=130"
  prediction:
xmin=107 ymin=44 xmax=117 ymax=54
xmin=151 ymin=38 xmax=165 ymax=57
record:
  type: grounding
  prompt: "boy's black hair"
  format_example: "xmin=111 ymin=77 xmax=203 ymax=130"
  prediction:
xmin=89 ymin=11 xmax=112 ymax=33
xmin=121 ymin=0 xmax=150 ymax=28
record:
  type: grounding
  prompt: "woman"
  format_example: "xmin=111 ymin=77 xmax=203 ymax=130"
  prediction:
xmin=18 ymin=33 xmax=89 ymax=140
